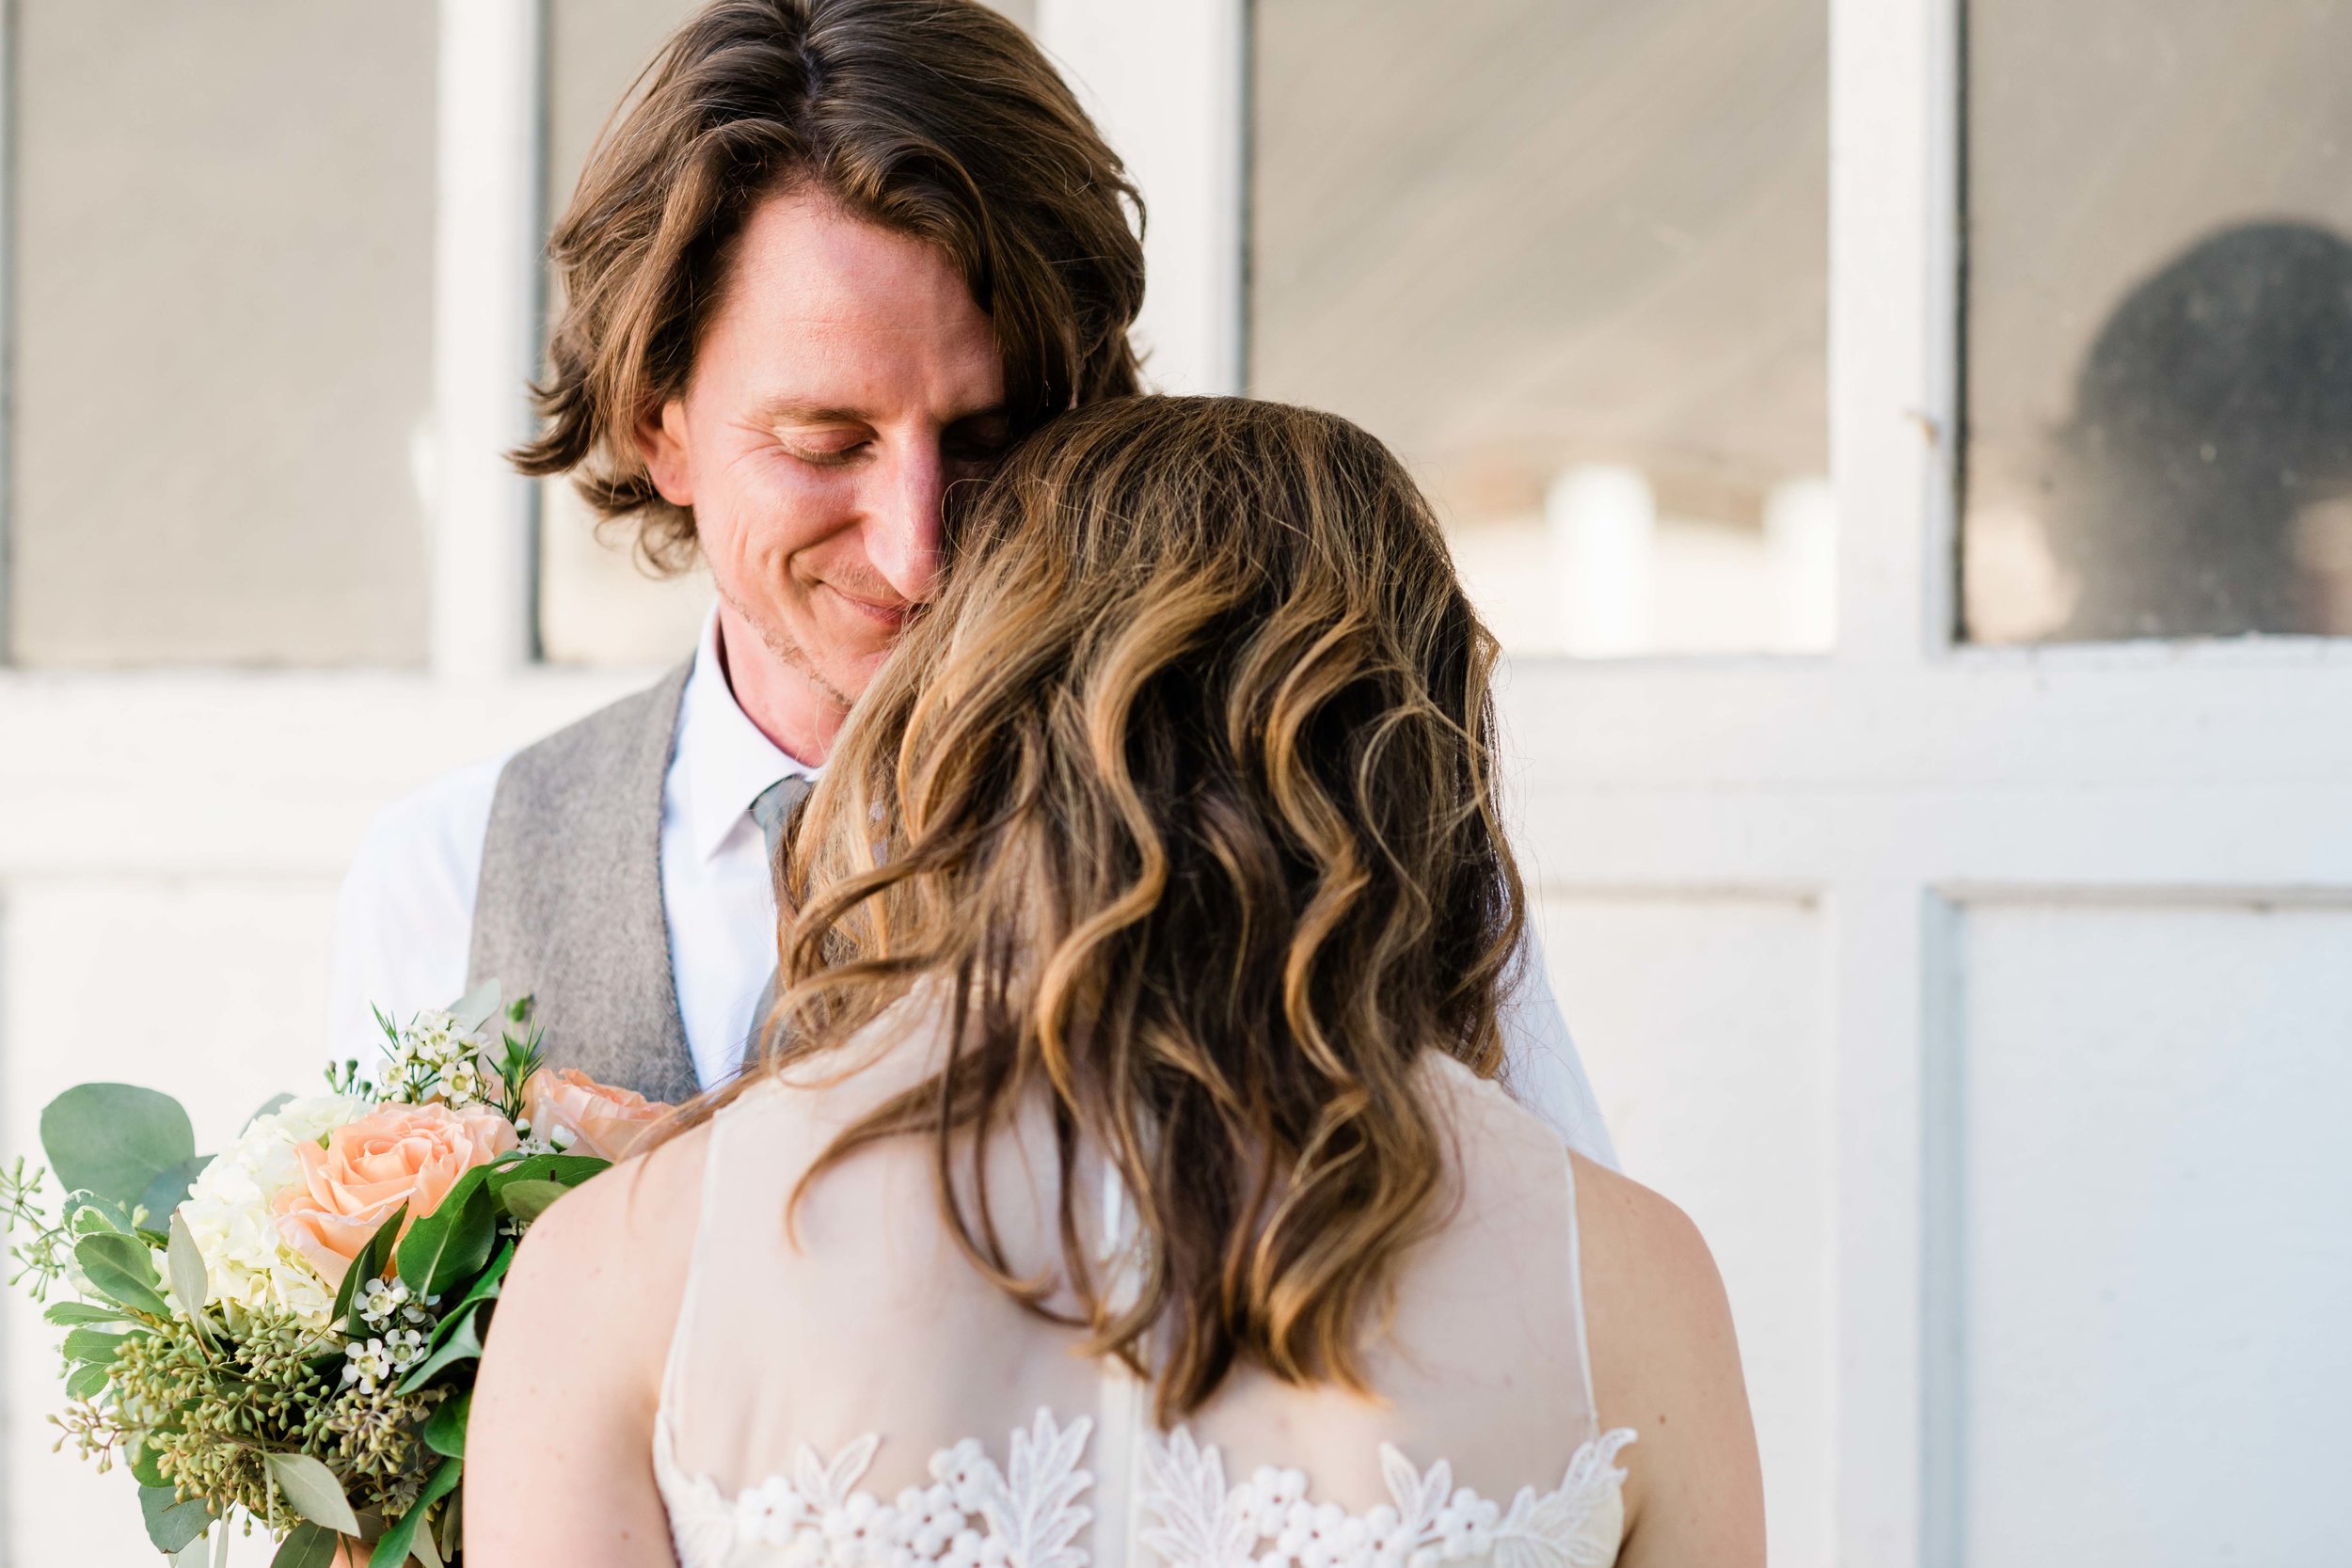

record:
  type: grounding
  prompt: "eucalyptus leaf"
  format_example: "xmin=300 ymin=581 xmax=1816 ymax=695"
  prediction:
xmin=270 ymin=1521 xmax=342 ymax=1568
xmin=498 ymin=1179 xmax=568 ymax=1226
xmin=167 ymin=1213 xmax=215 ymax=1340
xmin=410 ymin=1519 xmax=444 ymax=1568
xmin=170 ymin=1532 xmax=211 ymax=1568
xmin=139 ymin=1155 xmax=212 ymax=1227
xmin=139 ymin=1482 xmax=212 ymax=1554
xmin=263 ymin=1451 xmax=361 ymax=1536
xmin=40 ymin=1085 xmax=196 ymax=1208
xmin=369 ymin=1456 xmax=460 ymax=1568
xmin=213 ymin=1515 xmax=231 ymax=1568
xmin=129 ymin=1436 xmax=169 ymax=1489
xmin=43 ymin=1301 xmax=124 ymax=1326
xmin=395 ymin=1177 xmax=496 ymax=1299
xmin=65 ymin=1361 xmax=109 ymax=1401
xmin=393 ymin=1307 xmax=484 ymax=1394
xmin=74 ymin=1232 xmax=170 ymax=1316
xmin=422 ymin=1389 xmax=469 ymax=1459
xmin=447 ymin=981 xmax=501 ymax=1036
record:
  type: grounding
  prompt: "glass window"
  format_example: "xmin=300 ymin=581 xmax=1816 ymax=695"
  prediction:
xmin=7 ymin=3 xmax=436 ymax=667
xmin=1963 ymin=0 xmax=2352 ymax=643
xmin=1249 ymin=0 xmax=1832 ymax=657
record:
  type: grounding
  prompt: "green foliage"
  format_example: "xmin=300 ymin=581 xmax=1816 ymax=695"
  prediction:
xmin=140 ymin=1155 xmax=213 ymax=1229
xmin=421 ymin=1391 xmax=469 ymax=1460
xmin=396 ymin=1176 xmax=497 ymax=1301
xmin=74 ymin=1231 xmax=171 ymax=1317
xmin=0 ymin=1158 xmax=68 ymax=1298
xmin=497 ymin=1180 xmax=567 ymax=1226
xmin=141 ymin=1482 xmax=214 ymax=1552
xmin=168 ymin=1213 xmax=217 ymax=1344
xmin=39 ymin=1084 xmax=196 ymax=1209
xmin=370 ymin=1456 xmax=460 ymax=1568
xmin=272 ymin=1522 xmax=344 ymax=1568
xmin=393 ymin=1309 xmax=484 ymax=1396
xmin=331 ymin=1203 xmax=409 ymax=1334
xmin=266 ymin=1451 xmax=362 ymax=1536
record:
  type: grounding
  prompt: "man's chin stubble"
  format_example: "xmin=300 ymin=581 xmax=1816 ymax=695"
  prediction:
xmin=719 ymin=583 xmax=858 ymax=712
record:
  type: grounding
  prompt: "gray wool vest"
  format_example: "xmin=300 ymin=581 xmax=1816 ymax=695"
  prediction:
xmin=466 ymin=661 xmax=702 ymax=1105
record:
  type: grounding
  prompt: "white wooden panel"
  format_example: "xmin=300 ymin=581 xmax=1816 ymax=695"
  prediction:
xmin=1534 ymin=891 xmax=1834 ymax=1568
xmin=1 ymin=878 xmax=342 ymax=1564
xmin=1952 ymin=900 xmax=2352 ymax=1565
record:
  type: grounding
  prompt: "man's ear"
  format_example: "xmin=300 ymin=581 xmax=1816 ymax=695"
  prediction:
xmin=637 ymin=399 xmax=694 ymax=507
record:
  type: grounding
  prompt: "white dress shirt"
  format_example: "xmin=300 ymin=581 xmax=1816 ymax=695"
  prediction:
xmin=326 ymin=608 xmax=1616 ymax=1164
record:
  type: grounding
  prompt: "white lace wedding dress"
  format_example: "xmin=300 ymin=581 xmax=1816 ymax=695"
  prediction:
xmin=651 ymin=1000 xmax=1633 ymax=1568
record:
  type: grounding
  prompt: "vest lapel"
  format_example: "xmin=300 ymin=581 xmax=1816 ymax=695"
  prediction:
xmin=467 ymin=661 xmax=701 ymax=1104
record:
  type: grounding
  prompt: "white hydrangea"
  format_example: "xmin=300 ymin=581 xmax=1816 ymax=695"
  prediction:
xmin=177 ymin=1095 xmax=370 ymax=1328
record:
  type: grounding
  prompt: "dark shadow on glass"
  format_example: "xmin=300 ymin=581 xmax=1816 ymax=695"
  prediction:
xmin=2036 ymin=221 xmax=2352 ymax=640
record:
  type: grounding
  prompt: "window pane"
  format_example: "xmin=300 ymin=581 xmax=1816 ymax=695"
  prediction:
xmin=537 ymin=0 xmax=714 ymax=667
xmin=8 ymin=3 xmax=434 ymax=667
xmin=1249 ymin=0 xmax=1832 ymax=657
xmin=1963 ymin=1 xmax=2352 ymax=643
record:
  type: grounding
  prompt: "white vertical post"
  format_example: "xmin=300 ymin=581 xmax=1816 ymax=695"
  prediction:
xmin=1830 ymin=0 xmax=1958 ymax=1564
xmin=432 ymin=0 xmax=546 ymax=679
xmin=1548 ymin=465 xmax=1659 ymax=658
xmin=1035 ymin=0 xmax=1248 ymax=396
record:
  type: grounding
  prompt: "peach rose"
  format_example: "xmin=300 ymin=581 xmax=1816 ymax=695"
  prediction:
xmin=524 ymin=1069 xmax=672 ymax=1162
xmin=273 ymin=1102 xmax=516 ymax=1289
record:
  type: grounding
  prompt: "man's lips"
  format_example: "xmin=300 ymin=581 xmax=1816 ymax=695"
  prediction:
xmin=825 ymin=583 xmax=914 ymax=630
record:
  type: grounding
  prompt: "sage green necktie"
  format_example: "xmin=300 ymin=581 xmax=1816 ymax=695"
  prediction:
xmin=741 ymin=774 xmax=815 ymax=1070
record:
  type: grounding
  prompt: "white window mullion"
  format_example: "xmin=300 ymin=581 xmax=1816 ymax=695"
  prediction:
xmin=1036 ymin=0 xmax=1248 ymax=397
xmin=431 ymin=0 xmax=548 ymax=680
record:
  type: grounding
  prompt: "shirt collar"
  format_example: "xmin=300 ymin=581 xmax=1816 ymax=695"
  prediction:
xmin=676 ymin=606 xmax=818 ymax=863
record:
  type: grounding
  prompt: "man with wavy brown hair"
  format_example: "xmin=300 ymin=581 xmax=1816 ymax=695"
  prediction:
xmin=326 ymin=0 xmax=1613 ymax=1166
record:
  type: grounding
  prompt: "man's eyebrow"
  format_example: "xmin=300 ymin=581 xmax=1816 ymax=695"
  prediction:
xmin=749 ymin=397 xmax=1012 ymax=426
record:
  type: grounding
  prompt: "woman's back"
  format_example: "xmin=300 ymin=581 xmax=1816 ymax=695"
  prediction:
xmin=653 ymin=993 xmax=1631 ymax=1568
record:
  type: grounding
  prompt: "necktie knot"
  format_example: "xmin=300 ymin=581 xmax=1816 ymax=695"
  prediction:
xmin=749 ymin=774 xmax=814 ymax=868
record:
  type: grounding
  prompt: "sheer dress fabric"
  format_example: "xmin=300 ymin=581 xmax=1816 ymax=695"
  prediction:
xmin=652 ymin=996 xmax=1632 ymax=1567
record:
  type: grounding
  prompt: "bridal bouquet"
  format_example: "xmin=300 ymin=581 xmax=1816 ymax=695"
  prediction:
xmin=0 ymin=986 xmax=673 ymax=1567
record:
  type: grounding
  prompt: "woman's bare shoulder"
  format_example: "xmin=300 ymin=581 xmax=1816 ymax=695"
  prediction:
xmin=1569 ymin=1154 xmax=1764 ymax=1566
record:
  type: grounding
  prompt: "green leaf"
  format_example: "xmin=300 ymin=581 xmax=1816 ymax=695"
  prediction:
xmin=170 ymin=1532 xmax=212 ymax=1568
xmin=139 ymin=1483 xmax=212 ymax=1553
xmin=167 ymin=1213 xmax=214 ymax=1340
xmin=40 ymin=1085 xmax=196 ymax=1208
xmin=270 ymin=1521 xmax=342 ymax=1568
xmin=74 ymin=1232 xmax=170 ymax=1316
xmin=61 ymin=1325 xmax=127 ymax=1365
xmin=128 ymin=1436 xmax=169 ymax=1489
xmin=246 ymin=1092 xmax=297 ymax=1132
xmin=330 ymin=1201 xmax=408 ymax=1333
xmin=370 ymin=1456 xmax=460 ymax=1568
xmin=43 ymin=1301 xmax=124 ymax=1326
xmin=447 ymin=981 xmax=501 ymax=1036
xmin=422 ymin=1389 xmax=469 ymax=1459
xmin=139 ymin=1155 xmax=212 ymax=1227
xmin=395 ymin=1176 xmax=496 ymax=1300
xmin=393 ymin=1307 xmax=484 ymax=1394
xmin=488 ymin=1150 xmax=609 ymax=1187
xmin=497 ymin=1179 xmax=568 ymax=1226
xmin=264 ymin=1451 xmax=361 ymax=1536
xmin=422 ymin=1243 xmax=512 ymax=1354
xmin=64 ymin=1360 xmax=110 ymax=1400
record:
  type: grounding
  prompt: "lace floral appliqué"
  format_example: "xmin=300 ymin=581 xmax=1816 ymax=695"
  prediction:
xmin=655 ymin=1409 xmax=1630 ymax=1568
xmin=658 ymin=1409 xmax=1094 ymax=1568
xmin=1136 ymin=1425 xmax=1636 ymax=1568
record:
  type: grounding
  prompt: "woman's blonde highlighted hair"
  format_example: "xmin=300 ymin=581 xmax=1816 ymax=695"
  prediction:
xmin=678 ymin=397 xmax=1526 ymax=1423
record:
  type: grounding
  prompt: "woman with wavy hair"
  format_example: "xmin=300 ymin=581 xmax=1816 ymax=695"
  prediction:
xmin=469 ymin=398 xmax=1764 ymax=1567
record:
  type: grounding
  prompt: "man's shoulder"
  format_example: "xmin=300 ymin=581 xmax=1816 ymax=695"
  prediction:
xmin=494 ymin=663 xmax=694 ymax=808
xmin=342 ymin=756 xmax=511 ymax=920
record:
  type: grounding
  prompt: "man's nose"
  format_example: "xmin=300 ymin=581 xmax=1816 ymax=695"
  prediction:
xmin=862 ymin=445 xmax=947 ymax=604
